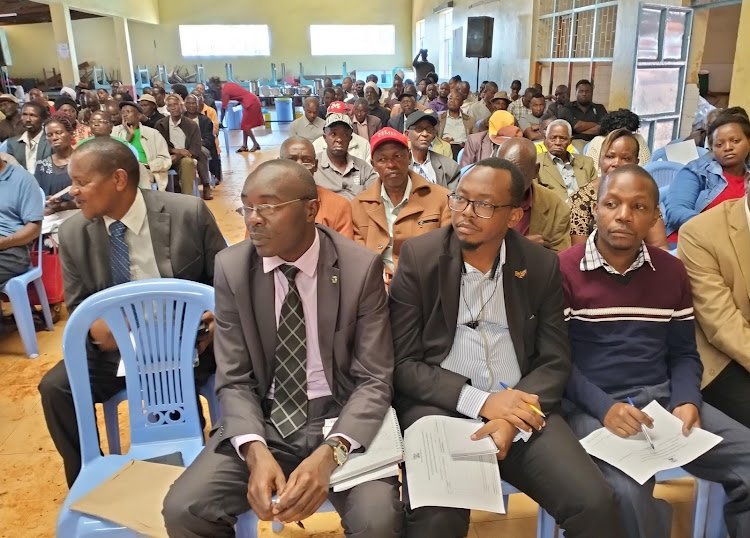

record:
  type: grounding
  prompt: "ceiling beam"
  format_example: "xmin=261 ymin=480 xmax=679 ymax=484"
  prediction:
xmin=33 ymin=0 xmax=159 ymax=24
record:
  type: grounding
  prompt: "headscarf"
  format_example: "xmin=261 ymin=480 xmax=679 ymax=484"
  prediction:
xmin=488 ymin=110 xmax=522 ymax=140
xmin=365 ymin=81 xmax=382 ymax=97
xmin=60 ymin=86 xmax=77 ymax=100
xmin=53 ymin=95 xmax=78 ymax=113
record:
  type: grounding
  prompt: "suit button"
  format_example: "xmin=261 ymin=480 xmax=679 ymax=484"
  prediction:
xmin=377 ymin=244 xmax=383 ymax=249
xmin=709 ymin=369 xmax=716 ymax=376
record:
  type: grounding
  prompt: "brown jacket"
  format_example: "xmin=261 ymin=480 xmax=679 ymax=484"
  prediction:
xmin=436 ymin=111 xmax=476 ymax=141
xmin=529 ymin=182 xmax=571 ymax=253
xmin=677 ymin=198 xmax=750 ymax=387
xmin=351 ymin=171 xmax=451 ymax=274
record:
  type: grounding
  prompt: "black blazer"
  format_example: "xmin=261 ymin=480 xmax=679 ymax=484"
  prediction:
xmin=388 ymin=226 xmax=571 ymax=428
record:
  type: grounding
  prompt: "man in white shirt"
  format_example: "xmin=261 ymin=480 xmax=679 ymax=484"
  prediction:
xmin=7 ymin=102 xmax=53 ymax=173
xmin=437 ymin=91 xmax=476 ymax=160
xmin=288 ymin=97 xmax=325 ymax=143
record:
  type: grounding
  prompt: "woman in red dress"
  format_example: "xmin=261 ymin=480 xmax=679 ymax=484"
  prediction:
xmin=219 ymin=81 xmax=264 ymax=152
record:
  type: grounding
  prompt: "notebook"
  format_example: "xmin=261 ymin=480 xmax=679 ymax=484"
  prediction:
xmin=323 ymin=407 xmax=404 ymax=486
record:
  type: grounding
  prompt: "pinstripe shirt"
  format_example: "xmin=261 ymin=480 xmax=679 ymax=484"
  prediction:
xmin=441 ymin=241 xmax=522 ymax=419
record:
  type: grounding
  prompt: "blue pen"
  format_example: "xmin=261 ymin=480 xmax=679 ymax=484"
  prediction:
xmin=499 ymin=381 xmax=546 ymax=418
xmin=627 ymin=397 xmax=655 ymax=450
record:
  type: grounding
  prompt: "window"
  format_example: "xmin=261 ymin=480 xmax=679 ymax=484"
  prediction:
xmin=179 ymin=25 xmax=270 ymax=57
xmin=438 ymin=9 xmax=453 ymax=77
xmin=310 ymin=25 xmax=395 ymax=56
xmin=416 ymin=19 xmax=426 ymax=53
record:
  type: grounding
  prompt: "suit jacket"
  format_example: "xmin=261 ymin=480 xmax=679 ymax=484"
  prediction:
xmin=429 ymin=151 xmax=462 ymax=191
xmin=460 ymin=131 xmax=493 ymax=167
xmin=387 ymin=113 xmax=407 ymax=134
xmin=389 ymin=227 xmax=571 ymax=428
xmin=529 ymin=182 xmax=571 ymax=253
xmin=111 ymin=124 xmax=172 ymax=190
xmin=6 ymin=133 xmax=53 ymax=171
xmin=677 ymin=198 xmax=750 ymax=387
xmin=154 ymin=116 xmax=209 ymax=185
xmin=536 ymin=151 xmax=597 ymax=201
xmin=59 ymin=189 xmax=226 ymax=313
xmin=436 ymin=111 xmax=476 ymax=141
xmin=360 ymin=115 xmax=383 ymax=140
xmin=212 ymin=226 xmax=394 ymax=449
xmin=351 ymin=171 xmax=451 ymax=274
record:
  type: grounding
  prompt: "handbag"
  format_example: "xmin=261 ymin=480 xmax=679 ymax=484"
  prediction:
xmin=28 ymin=234 xmax=65 ymax=305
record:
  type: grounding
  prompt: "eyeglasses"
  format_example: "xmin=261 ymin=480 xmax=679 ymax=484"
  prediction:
xmin=409 ymin=125 xmax=435 ymax=135
xmin=239 ymin=198 xmax=314 ymax=218
xmin=447 ymin=194 xmax=514 ymax=219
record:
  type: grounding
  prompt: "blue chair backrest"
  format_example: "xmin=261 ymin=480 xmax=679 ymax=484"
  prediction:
xmin=62 ymin=278 xmax=214 ymax=466
xmin=697 ymin=146 xmax=709 ymax=156
xmin=0 ymin=139 xmax=7 ymax=153
xmin=651 ymin=147 xmax=667 ymax=161
xmin=643 ymin=160 xmax=685 ymax=189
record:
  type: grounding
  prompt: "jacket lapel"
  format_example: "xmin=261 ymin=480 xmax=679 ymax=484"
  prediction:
xmin=502 ymin=231 xmax=529 ymax=369
xmin=482 ymin=133 xmax=493 ymax=159
xmin=440 ymin=230 xmax=463 ymax=332
xmin=431 ymin=153 xmax=445 ymax=186
xmin=528 ymin=184 xmax=550 ymax=236
xmin=246 ymin=248 xmax=276 ymax=393
xmin=728 ymin=200 xmax=750 ymax=298
xmin=316 ymin=230 xmax=339 ymax=390
xmin=86 ymin=219 xmax=113 ymax=288
xmin=143 ymin=191 xmax=174 ymax=277
xmin=540 ymin=153 xmax=566 ymax=190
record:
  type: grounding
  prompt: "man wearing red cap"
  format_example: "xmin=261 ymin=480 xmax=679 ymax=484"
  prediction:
xmin=313 ymin=107 xmax=378 ymax=201
xmin=351 ymin=128 xmax=451 ymax=286
xmin=313 ymin=101 xmax=372 ymax=163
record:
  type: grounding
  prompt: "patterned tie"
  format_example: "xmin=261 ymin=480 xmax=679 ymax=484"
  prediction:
xmin=109 ymin=221 xmax=131 ymax=285
xmin=270 ymin=264 xmax=308 ymax=438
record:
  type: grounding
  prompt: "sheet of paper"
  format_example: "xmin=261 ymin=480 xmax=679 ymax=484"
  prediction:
xmin=332 ymin=463 xmax=400 ymax=492
xmin=580 ymin=400 xmax=723 ymax=485
xmin=42 ymin=209 xmax=79 ymax=234
xmin=444 ymin=418 xmax=498 ymax=458
xmin=664 ymin=140 xmax=700 ymax=165
xmin=404 ymin=416 xmax=505 ymax=513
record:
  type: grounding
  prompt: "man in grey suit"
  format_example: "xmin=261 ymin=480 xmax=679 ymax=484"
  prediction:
xmin=407 ymin=111 xmax=461 ymax=191
xmin=163 ymin=160 xmax=403 ymax=537
xmin=390 ymin=158 xmax=623 ymax=538
xmin=6 ymin=102 xmax=53 ymax=173
xmin=38 ymin=138 xmax=226 ymax=487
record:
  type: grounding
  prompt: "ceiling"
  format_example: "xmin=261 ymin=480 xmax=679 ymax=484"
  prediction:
xmin=0 ymin=0 xmax=100 ymax=25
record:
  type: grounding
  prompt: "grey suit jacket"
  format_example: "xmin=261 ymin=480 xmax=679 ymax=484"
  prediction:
xmin=430 ymin=150 xmax=461 ymax=191
xmin=389 ymin=226 xmax=571 ymax=429
xmin=59 ymin=188 xmax=226 ymax=312
xmin=6 ymin=134 xmax=53 ymax=171
xmin=212 ymin=226 xmax=394 ymax=449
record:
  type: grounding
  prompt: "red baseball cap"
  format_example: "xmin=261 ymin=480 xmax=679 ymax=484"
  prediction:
xmin=370 ymin=127 xmax=409 ymax=156
xmin=326 ymin=101 xmax=348 ymax=116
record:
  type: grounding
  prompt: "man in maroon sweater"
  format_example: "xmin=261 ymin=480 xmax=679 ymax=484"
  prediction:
xmin=559 ymin=165 xmax=750 ymax=538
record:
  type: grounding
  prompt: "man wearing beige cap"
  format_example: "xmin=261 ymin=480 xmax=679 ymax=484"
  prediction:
xmin=313 ymin=107 xmax=378 ymax=200
xmin=138 ymin=94 xmax=165 ymax=129
xmin=0 ymin=94 xmax=23 ymax=142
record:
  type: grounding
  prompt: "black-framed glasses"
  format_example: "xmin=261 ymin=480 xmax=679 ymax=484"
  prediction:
xmin=239 ymin=198 xmax=315 ymax=218
xmin=447 ymin=194 xmax=514 ymax=219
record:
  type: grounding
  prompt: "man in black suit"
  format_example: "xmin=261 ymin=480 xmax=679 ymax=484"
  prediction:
xmin=389 ymin=157 xmax=623 ymax=538
xmin=38 ymin=137 xmax=227 ymax=487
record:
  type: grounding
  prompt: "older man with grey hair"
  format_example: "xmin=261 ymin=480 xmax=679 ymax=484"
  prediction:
xmin=288 ymin=97 xmax=326 ymax=143
xmin=535 ymin=118 xmax=596 ymax=201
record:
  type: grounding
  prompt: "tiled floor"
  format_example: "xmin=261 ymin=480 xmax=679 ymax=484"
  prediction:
xmin=0 ymin=125 xmax=698 ymax=537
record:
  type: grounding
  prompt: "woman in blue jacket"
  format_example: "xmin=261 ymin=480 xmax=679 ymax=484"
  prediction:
xmin=664 ymin=113 xmax=750 ymax=238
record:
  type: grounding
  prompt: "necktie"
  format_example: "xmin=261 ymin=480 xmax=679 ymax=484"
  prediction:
xmin=109 ymin=221 xmax=131 ymax=285
xmin=270 ymin=265 xmax=308 ymax=438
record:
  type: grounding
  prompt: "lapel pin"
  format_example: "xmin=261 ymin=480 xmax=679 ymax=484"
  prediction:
xmin=331 ymin=276 xmax=338 ymax=284
xmin=515 ymin=269 xmax=527 ymax=279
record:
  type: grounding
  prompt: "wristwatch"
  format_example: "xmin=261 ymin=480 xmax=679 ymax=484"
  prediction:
xmin=323 ymin=438 xmax=348 ymax=467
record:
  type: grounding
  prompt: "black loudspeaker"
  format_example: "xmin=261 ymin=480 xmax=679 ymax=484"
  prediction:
xmin=466 ymin=16 xmax=494 ymax=59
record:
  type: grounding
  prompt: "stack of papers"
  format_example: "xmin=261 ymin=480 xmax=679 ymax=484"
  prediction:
xmin=580 ymin=401 xmax=723 ymax=485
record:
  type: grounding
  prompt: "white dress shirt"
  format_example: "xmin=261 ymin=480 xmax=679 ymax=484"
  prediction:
xmin=410 ymin=152 xmax=437 ymax=184
xmin=169 ymin=118 xmax=186 ymax=150
xmin=21 ymin=130 xmax=43 ymax=174
xmin=381 ymin=177 xmax=412 ymax=271
xmin=102 ymin=190 xmax=160 ymax=281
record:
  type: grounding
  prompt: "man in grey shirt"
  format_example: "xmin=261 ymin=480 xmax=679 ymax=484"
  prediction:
xmin=288 ymin=97 xmax=325 ymax=143
xmin=519 ymin=93 xmax=548 ymax=141
xmin=313 ymin=111 xmax=378 ymax=200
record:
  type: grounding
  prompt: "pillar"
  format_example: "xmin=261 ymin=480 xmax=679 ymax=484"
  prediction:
xmin=113 ymin=17 xmax=135 ymax=93
xmin=49 ymin=3 xmax=79 ymax=87
xmin=729 ymin=0 xmax=750 ymax=109
xmin=607 ymin=0 xmax=639 ymax=110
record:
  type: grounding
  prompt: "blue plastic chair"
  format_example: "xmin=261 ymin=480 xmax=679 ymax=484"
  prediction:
xmin=643 ymin=161 xmax=685 ymax=189
xmin=0 ymin=139 xmax=7 ymax=153
xmin=56 ymin=279 xmax=215 ymax=536
xmin=456 ymin=148 xmax=464 ymax=164
xmin=582 ymin=142 xmax=590 ymax=156
xmin=0 ymin=189 xmax=54 ymax=358
xmin=236 ymin=480 xmax=557 ymax=538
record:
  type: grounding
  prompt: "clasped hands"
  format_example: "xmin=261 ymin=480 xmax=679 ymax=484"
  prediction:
xmin=471 ymin=389 xmax=546 ymax=460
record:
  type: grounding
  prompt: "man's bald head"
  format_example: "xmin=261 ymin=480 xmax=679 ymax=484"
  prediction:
xmin=73 ymin=137 xmax=140 ymax=187
xmin=280 ymin=136 xmax=318 ymax=174
xmin=242 ymin=159 xmax=318 ymax=202
xmin=496 ymin=138 xmax=539 ymax=191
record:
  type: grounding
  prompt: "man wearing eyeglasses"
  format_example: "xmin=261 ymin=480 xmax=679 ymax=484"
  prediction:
xmin=389 ymin=157 xmax=623 ymax=538
xmin=164 ymin=158 xmax=404 ymax=537
xmin=406 ymin=111 xmax=461 ymax=191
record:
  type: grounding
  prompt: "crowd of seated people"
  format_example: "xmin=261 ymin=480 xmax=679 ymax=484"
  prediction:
xmin=2 ymin=63 xmax=750 ymax=538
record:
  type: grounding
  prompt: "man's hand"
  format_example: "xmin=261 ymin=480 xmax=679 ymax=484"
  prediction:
xmin=603 ymin=402 xmax=653 ymax=438
xmin=443 ymin=136 xmax=454 ymax=143
xmin=125 ymin=122 xmax=136 ymax=142
xmin=178 ymin=149 xmax=192 ymax=159
xmin=170 ymin=154 xmax=180 ymax=165
xmin=479 ymin=390 xmax=545 ymax=432
xmin=89 ymin=318 xmax=118 ymax=351
xmin=272 ymin=445 xmax=336 ymax=523
xmin=471 ymin=419 xmax=517 ymax=460
xmin=525 ymin=234 xmax=549 ymax=248
xmin=672 ymin=403 xmax=701 ymax=435
xmin=244 ymin=441 xmax=287 ymax=521
xmin=196 ymin=311 xmax=215 ymax=354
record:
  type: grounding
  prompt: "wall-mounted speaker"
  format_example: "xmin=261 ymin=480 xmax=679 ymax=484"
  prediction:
xmin=466 ymin=16 xmax=494 ymax=59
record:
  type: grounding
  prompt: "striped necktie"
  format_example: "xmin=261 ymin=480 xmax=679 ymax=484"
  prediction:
xmin=109 ymin=221 xmax=131 ymax=285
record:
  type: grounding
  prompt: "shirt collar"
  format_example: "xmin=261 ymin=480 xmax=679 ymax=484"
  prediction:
xmin=580 ymin=231 xmax=655 ymax=275
xmin=411 ymin=151 xmax=431 ymax=167
xmin=169 ymin=117 xmax=181 ymax=127
xmin=381 ymin=176 xmax=412 ymax=208
xmin=463 ymin=240 xmax=506 ymax=278
xmin=262 ymin=228 xmax=320 ymax=278
xmin=551 ymin=153 xmax=573 ymax=166
xmin=20 ymin=130 xmax=42 ymax=145
xmin=103 ymin=189 xmax=148 ymax=235
xmin=320 ymin=151 xmax=356 ymax=173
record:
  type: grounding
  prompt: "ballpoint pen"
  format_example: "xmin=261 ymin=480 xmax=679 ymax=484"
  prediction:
xmin=627 ymin=397 xmax=655 ymax=450
xmin=499 ymin=381 xmax=546 ymax=418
